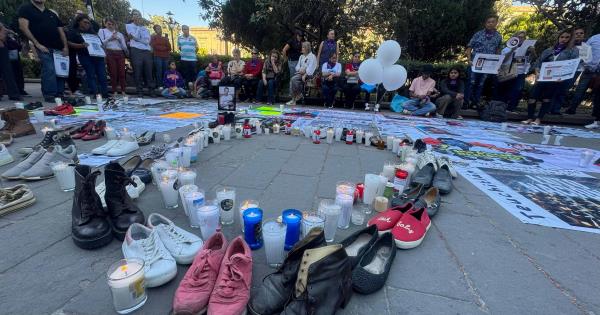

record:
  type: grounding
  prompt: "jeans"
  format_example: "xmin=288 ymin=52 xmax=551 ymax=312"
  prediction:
xmin=287 ymin=60 xmax=298 ymax=78
xmin=435 ymin=94 xmax=463 ymax=118
xmin=130 ymin=47 xmax=155 ymax=94
xmin=179 ymin=60 xmax=197 ymax=86
xmin=242 ymin=77 xmax=259 ymax=100
xmin=464 ymin=67 xmax=488 ymax=107
xmin=78 ymin=54 xmax=108 ymax=97
xmin=162 ymin=87 xmax=186 ymax=98
xmin=321 ymin=79 xmax=338 ymax=107
xmin=551 ymin=72 xmax=578 ymax=113
xmin=153 ymin=56 xmax=169 ymax=87
xmin=527 ymin=81 xmax=561 ymax=119
xmin=0 ymin=47 xmax=19 ymax=98
xmin=506 ymin=74 xmax=526 ymax=111
xmin=402 ymin=98 xmax=436 ymax=116
xmin=37 ymin=50 xmax=65 ymax=99
xmin=106 ymin=50 xmax=126 ymax=93
xmin=593 ymin=87 xmax=600 ymax=120
xmin=257 ymin=78 xmax=277 ymax=104
xmin=568 ymin=71 xmax=595 ymax=111
xmin=10 ymin=56 xmax=25 ymax=94
xmin=67 ymin=49 xmax=79 ymax=93
xmin=343 ymin=82 xmax=368 ymax=108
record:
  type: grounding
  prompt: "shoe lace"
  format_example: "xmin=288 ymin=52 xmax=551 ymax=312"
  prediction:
xmin=161 ymin=224 xmax=193 ymax=245
xmin=79 ymin=170 xmax=103 ymax=221
xmin=214 ymin=256 xmax=247 ymax=296
xmin=37 ymin=132 xmax=55 ymax=147
xmin=189 ymin=249 xmax=219 ymax=286
xmin=142 ymin=232 xmax=168 ymax=267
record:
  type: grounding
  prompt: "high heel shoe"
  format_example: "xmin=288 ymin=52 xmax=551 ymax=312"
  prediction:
xmin=71 ymin=120 xmax=95 ymax=139
xmin=82 ymin=120 xmax=106 ymax=141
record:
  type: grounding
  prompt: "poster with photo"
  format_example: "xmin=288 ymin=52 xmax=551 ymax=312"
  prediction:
xmin=53 ymin=52 xmax=69 ymax=77
xmin=218 ymin=86 xmax=236 ymax=111
xmin=471 ymin=53 xmax=503 ymax=74
xmin=538 ymin=58 xmax=579 ymax=82
xmin=460 ymin=167 xmax=600 ymax=234
xmin=82 ymin=34 xmax=106 ymax=57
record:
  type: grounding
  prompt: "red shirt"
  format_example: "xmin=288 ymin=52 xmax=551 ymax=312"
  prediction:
xmin=150 ymin=34 xmax=171 ymax=58
xmin=243 ymin=58 xmax=263 ymax=77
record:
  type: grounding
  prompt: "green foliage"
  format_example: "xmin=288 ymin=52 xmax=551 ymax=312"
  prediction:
xmin=521 ymin=0 xmax=600 ymax=34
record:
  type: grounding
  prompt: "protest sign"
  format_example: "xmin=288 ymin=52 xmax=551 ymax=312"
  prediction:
xmin=471 ymin=53 xmax=503 ymax=74
xmin=538 ymin=58 xmax=579 ymax=82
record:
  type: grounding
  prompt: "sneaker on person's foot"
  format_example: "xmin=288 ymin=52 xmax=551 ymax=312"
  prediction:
xmin=585 ymin=121 xmax=599 ymax=129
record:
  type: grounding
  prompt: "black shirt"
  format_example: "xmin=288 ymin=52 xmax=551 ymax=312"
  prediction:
xmin=67 ymin=28 xmax=95 ymax=58
xmin=18 ymin=2 xmax=65 ymax=50
xmin=287 ymin=38 xmax=302 ymax=61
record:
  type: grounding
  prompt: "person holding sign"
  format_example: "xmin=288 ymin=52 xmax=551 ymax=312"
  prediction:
xmin=497 ymin=31 xmax=536 ymax=112
xmin=522 ymin=30 xmax=578 ymax=125
xmin=566 ymin=29 xmax=599 ymax=114
xmin=67 ymin=15 xmax=108 ymax=98
xmin=464 ymin=15 xmax=502 ymax=109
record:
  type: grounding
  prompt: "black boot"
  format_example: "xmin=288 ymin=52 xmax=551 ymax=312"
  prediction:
xmin=281 ymin=244 xmax=353 ymax=315
xmin=104 ymin=161 xmax=145 ymax=240
xmin=72 ymin=165 xmax=113 ymax=249
xmin=248 ymin=228 xmax=326 ymax=315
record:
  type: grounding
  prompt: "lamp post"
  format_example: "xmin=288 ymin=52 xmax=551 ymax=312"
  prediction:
xmin=166 ymin=11 xmax=178 ymax=50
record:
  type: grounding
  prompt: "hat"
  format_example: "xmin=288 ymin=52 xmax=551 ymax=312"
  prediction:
xmin=421 ymin=64 xmax=434 ymax=74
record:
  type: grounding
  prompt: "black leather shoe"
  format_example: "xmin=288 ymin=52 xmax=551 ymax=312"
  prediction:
xmin=120 ymin=155 xmax=142 ymax=176
xmin=352 ymin=232 xmax=396 ymax=294
xmin=71 ymin=165 xmax=113 ymax=249
xmin=413 ymin=139 xmax=427 ymax=153
xmin=281 ymin=244 xmax=353 ymax=314
xmin=391 ymin=183 xmax=424 ymax=207
xmin=414 ymin=187 xmax=441 ymax=217
xmin=340 ymin=225 xmax=378 ymax=269
xmin=104 ymin=162 xmax=145 ymax=240
xmin=131 ymin=158 xmax=153 ymax=184
xmin=432 ymin=156 xmax=456 ymax=194
xmin=248 ymin=228 xmax=326 ymax=315
xmin=412 ymin=152 xmax=437 ymax=187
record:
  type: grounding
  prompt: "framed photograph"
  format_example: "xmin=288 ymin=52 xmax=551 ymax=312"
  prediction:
xmin=82 ymin=34 xmax=106 ymax=57
xmin=53 ymin=52 xmax=69 ymax=78
xmin=218 ymin=86 xmax=236 ymax=111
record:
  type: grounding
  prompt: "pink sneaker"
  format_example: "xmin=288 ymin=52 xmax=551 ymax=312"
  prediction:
xmin=172 ymin=232 xmax=228 ymax=315
xmin=367 ymin=203 xmax=414 ymax=235
xmin=207 ymin=236 xmax=253 ymax=315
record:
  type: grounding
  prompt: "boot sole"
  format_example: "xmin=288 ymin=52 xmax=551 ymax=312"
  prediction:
xmin=0 ymin=196 xmax=36 ymax=217
xmin=72 ymin=227 xmax=113 ymax=250
xmin=21 ymin=174 xmax=54 ymax=181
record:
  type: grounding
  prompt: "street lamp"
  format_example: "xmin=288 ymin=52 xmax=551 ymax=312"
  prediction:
xmin=166 ymin=11 xmax=178 ymax=50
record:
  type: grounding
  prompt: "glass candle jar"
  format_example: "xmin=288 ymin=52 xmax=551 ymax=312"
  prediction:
xmin=159 ymin=170 xmax=179 ymax=209
xmin=51 ymin=162 xmax=75 ymax=192
xmin=216 ymin=187 xmax=236 ymax=225
xmin=243 ymin=207 xmax=263 ymax=250
xmin=262 ymin=219 xmax=287 ymax=268
xmin=106 ymin=259 xmax=147 ymax=314
xmin=282 ymin=209 xmax=302 ymax=250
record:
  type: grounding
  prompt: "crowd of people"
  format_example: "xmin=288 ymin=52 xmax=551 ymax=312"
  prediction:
xmin=0 ymin=1 xmax=599 ymax=128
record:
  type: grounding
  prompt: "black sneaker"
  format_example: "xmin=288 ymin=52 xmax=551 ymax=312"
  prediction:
xmin=17 ymin=130 xmax=74 ymax=156
xmin=24 ymin=102 xmax=43 ymax=110
xmin=351 ymin=232 xmax=396 ymax=294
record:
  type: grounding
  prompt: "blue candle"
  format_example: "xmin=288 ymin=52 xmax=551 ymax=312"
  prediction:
xmin=282 ymin=209 xmax=302 ymax=250
xmin=243 ymin=208 xmax=263 ymax=250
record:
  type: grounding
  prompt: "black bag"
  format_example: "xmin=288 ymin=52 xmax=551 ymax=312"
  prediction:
xmin=480 ymin=101 xmax=507 ymax=122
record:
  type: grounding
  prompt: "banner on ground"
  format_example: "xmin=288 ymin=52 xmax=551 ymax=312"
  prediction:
xmin=460 ymin=167 xmax=600 ymax=234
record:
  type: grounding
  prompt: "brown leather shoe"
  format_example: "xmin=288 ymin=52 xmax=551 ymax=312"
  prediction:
xmin=4 ymin=109 xmax=35 ymax=138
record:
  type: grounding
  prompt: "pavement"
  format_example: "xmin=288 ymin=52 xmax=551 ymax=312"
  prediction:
xmin=0 ymin=84 xmax=600 ymax=315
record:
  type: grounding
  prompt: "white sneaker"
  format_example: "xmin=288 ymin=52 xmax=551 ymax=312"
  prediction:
xmin=106 ymin=139 xmax=139 ymax=156
xmin=146 ymin=213 xmax=203 ymax=264
xmin=365 ymin=103 xmax=370 ymax=111
xmin=96 ymin=175 xmax=145 ymax=207
xmin=122 ymin=223 xmax=177 ymax=288
xmin=286 ymin=99 xmax=296 ymax=106
xmin=374 ymin=104 xmax=380 ymax=112
xmin=92 ymin=140 xmax=119 ymax=155
xmin=584 ymin=121 xmax=599 ymax=129
xmin=0 ymin=144 xmax=14 ymax=167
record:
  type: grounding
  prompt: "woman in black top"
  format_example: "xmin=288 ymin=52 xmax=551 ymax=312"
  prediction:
xmin=282 ymin=30 xmax=303 ymax=78
xmin=435 ymin=67 xmax=465 ymax=119
xmin=67 ymin=15 xmax=109 ymax=97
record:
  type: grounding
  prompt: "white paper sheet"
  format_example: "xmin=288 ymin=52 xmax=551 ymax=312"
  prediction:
xmin=471 ymin=53 xmax=503 ymax=74
xmin=514 ymin=39 xmax=537 ymax=57
xmin=538 ymin=58 xmax=579 ymax=82
xmin=82 ymin=34 xmax=106 ymax=57
xmin=53 ymin=52 xmax=69 ymax=78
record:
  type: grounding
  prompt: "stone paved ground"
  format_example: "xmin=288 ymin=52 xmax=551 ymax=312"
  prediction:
xmin=1 ymin=85 xmax=600 ymax=315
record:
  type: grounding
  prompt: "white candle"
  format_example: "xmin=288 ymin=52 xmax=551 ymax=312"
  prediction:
xmin=223 ymin=125 xmax=232 ymax=140
xmin=178 ymin=169 xmax=196 ymax=186
xmin=180 ymin=147 xmax=191 ymax=167
xmin=186 ymin=190 xmax=205 ymax=228
xmin=203 ymin=131 xmax=209 ymax=146
xmin=326 ymin=128 xmax=334 ymax=144
xmin=386 ymin=136 xmax=393 ymax=150
xmin=52 ymin=162 xmax=75 ymax=191
xmin=335 ymin=128 xmax=343 ymax=141
xmin=159 ymin=170 xmax=179 ymax=208
xmin=365 ymin=132 xmax=373 ymax=146
xmin=335 ymin=193 xmax=353 ymax=229
xmin=273 ymin=123 xmax=280 ymax=134
xmin=105 ymin=126 xmax=117 ymax=140
xmin=41 ymin=126 xmax=53 ymax=135
xmin=216 ymin=187 xmax=236 ymax=225
xmin=55 ymin=97 xmax=62 ymax=105
xmin=150 ymin=160 xmax=169 ymax=186
xmin=179 ymin=184 xmax=198 ymax=217
xmin=85 ymin=96 xmax=92 ymax=104
xmin=165 ymin=149 xmax=181 ymax=169
xmin=255 ymin=121 xmax=262 ymax=135
xmin=356 ymin=130 xmax=364 ymax=144
xmin=184 ymin=139 xmax=199 ymax=163
xmin=382 ymin=163 xmax=395 ymax=181
xmin=196 ymin=202 xmax=220 ymax=240
xmin=373 ymin=196 xmax=389 ymax=212
xmin=123 ymin=96 xmax=129 ymax=103
xmin=376 ymin=175 xmax=388 ymax=196
xmin=263 ymin=220 xmax=287 ymax=267
xmin=107 ymin=259 xmax=146 ymax=314
xmin=363 ymin=174 xmax=379 ymax=205
xmin=264 ymin=127 xmax=270 ymax=135
xmin=303 ymin=126 xmax=311 ymax=138
xmin=392 ymin=138 xmax=402 ymax=154
xmin=96 ymin=94 xmax=103 ymax=104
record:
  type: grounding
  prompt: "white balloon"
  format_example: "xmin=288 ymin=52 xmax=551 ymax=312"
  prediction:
xmin=382 ymin=65 xmax=407 ymax=91
xmin=376 ymin=40 xmax=401 ymax=66
xmin=358 ymin=58 xmax=384 ymax=85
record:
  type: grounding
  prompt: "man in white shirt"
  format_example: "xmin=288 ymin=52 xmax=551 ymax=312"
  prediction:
xmin=177 ymin=25 xmax=198 ymax=88
xmin=126 ymin=9 xmax=155 ymax=97
xmin=567 ymin=30 xmax=599 ymax=114
xmin=321 ymin=53 xmax=341 ymax=108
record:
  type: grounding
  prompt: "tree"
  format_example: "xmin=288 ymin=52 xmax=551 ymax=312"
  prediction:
xmin=522 ymin=0 xmax=600 ymax=33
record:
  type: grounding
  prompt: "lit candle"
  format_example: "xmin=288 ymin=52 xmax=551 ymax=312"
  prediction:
xmin=365 ymin=132 xmax=373 ymax=146
xmin=180 ymin=146 xmax=191 ymax=167
xmin=165 ymin=149 xmax=181 ymax=169
xmin=216 ymin=187 xmax=236 ymax=225
xmin=301 ymin=211 xmax=325 ymax=237
xmin=105 ymin=126 xmax=117 ymax=140
xmin=326 ymin=128 xmax=334 ymax=144
xmin=195 ymin=200 xmax=219 ymax=240
xmin=106 ymin=259 xmax=147 ymax=314
xmin=335 ymin=193 xmax=353 ymax=229
xmin=184 ymin=138 xmax=199 ymax=163
xmin=243 ymin=207 xmax=263 ymax=250
xmin=392 ymin=138 xmax=402 ymax=154
xmin=186 ymin=190 xmax=205 ymax=228
xmin=239 ymin=199 xmax=259 ymax=232
xmin=150 ymin=160 xmax=169 ymax=186
xmin=356 ymin=130 xmax=364 ymax=144
xmin=51 ymin=162 xmax=75 ymax=192
xmin=373 ymin=196 xmax=389 ymax=212
xmin=178 ymin=184 xmax=198 ymax=218
xmin=178 ymin=169 xmax=196 ymax=186
xmin=41 ymin=126 xmax=53 ymax=135
xmin=159 ymin=170 xmax=179 ymax=209
xmin=282 ymin=209 xmax=302 ymax=250
xmin=273 ymin=123 xmax=280 ymax=134
xmin=386 ymin=136 xmax=393 ymax=150
xmin=382 ymin=162 xmax=395 ymax=181
xmin=222 ymin=125 xmax=232 ymax=140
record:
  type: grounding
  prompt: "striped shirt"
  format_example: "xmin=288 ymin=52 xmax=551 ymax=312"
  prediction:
xmin=178 ymin=35 xmax=198 ymax=61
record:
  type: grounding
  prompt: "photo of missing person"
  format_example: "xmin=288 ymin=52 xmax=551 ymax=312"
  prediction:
xmin=218 ymin=86 xmax=236 ymax=111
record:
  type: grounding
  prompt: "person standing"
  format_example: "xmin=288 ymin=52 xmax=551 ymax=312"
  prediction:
xmin=177 ymin=25 xmax=198 ymax=89
xmin=496 ymin=31 xmax=535 ymax=112
xmin=67 ymin=15 xmax=109 ymax=98
xmin=5 ymin=24 xmax=27 ymax=96
xmin=150 ymin=25 xmax=171 ymax=91
xmin=316 ymin=30 xmax=338 ymax=70
xmin=551 ymin=27 xmax=587 ymax=114
xmin=566 ymin=29 xmax=599 ymax=114
xmin=126 ymin=9 xmax=155 ymax=97
xmin=464 ymin=15 xmax=502 ymax=109
xmin=0 ymin=22 xmax=22 ymax=101
xmin=522 ymin=30 xmax=578 ymax=126
xmin=99 ymin=18 xmax=128 ymax=96
xmin=584 ymin=77 xmax=600 ymax=129
xmin=242 ymin=48 xmax=263 ymax=102
xmin=18 ymin=0 xmax=69 ymax=102
xmin=282 ymin=30 xmax=303 ymax=79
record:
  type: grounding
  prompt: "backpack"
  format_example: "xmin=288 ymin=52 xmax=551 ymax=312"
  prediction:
xmin=480 ymin=101 xmax=507 ymax=122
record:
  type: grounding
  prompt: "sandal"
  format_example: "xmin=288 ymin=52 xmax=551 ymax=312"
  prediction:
xmin=71 ymin=120 xmax=96 ymax=139
xmin=81 ymin=120 xmax=106 ymax=141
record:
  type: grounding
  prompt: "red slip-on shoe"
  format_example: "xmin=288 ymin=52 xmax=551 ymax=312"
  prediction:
xmin=55 ymin=104 xmax=75 ymax=115
xmin=81 ymin=120 xmax=106 ymax=141
xmin=367 ymin=203 xmax=414 ymax=235
xmin=71 ymin=120 xmax=95 ymax=139
xmin=172 ymin=232 xmax=228 ymax=315
xmin=207 ymin=236 xmax=252 ymax=315
xmin=392 ymin=208 xmax=431 ymax=249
